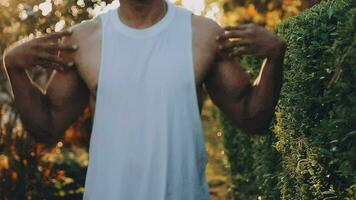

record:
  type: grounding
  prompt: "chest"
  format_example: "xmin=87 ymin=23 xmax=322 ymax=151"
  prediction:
xmin=76 ymin=29 xmax=215 ymax=100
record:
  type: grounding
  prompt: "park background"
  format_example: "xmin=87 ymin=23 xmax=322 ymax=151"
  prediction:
xmin=0 ymin=0 xmax=355 ymax=199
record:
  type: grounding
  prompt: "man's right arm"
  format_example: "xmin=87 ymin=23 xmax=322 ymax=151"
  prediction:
xmin=2 ymin=32 xmax=90 ymax=144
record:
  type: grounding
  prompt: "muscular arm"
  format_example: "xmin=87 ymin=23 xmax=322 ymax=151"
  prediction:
xmin=206 ymin=55 xmax=284 ymax=135
xmin=204 ymin=23 xmax=286 ymax=135
xmin=2 ymin=33 xmax=89 ymax=143
xmin=43 ymin=70 xmax=89 ymax=140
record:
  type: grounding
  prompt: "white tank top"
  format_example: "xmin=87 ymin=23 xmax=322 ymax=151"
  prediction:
xmin=83 ymin=2 xmax=209 ymax=200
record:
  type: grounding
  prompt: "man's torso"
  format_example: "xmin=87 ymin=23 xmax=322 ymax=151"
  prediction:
xmin=64 ymin=9 xmax=220 ymax=118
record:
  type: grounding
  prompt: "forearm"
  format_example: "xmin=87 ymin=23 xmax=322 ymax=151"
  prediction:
xmin=3 ymin=52 xmax=54 ymax=140
xmin=213 ymin=23 xmax=287 ymax=134
xmin=244 ymin=48 xmax=285 ymax=131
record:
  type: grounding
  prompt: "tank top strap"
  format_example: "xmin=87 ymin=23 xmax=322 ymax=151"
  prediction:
xmin=95 ymin=9 xmax=111 ymax=28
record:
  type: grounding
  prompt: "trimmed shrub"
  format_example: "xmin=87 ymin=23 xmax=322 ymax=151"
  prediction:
xmin=221 ymin=0 xmax=356 ymax=199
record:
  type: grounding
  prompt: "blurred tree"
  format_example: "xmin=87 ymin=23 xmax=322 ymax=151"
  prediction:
xmin=0 ymin=0 xmax=323 ymax=199
xmin=206 ymin=0 xmax=320 ymax=29
xmin=207 ymin=0 xmax=321 ymax=199
xmin=0 ymin=1 xmax=113 ymax=199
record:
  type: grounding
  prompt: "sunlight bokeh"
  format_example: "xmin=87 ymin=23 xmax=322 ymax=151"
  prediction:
xmin=38 ymin=0 xmax=52 ymax=16
xmin=98 ymin=0 xmax=206 ymax=15
xmin=1 ymin=1 xmax=324 ymax=200
xmin=35 ymin=0 xmax=220 ymax=24
xmin=179 ymin=0 xmax=205 ymax=15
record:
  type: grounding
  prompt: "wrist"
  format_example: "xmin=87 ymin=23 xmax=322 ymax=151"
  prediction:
xmin=267 ymin=39 xmax=286 ymax=61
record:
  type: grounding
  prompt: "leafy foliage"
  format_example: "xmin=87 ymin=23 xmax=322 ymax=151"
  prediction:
xmin=1 ymin=0 xmax=355 ymax=199
xmin=218 ymin=0 xmax=310 ymax=29
xmin=0 ymin=1 xmax=112 ymax=199
xmin=221 ymin=0 xmax=356 ymax=199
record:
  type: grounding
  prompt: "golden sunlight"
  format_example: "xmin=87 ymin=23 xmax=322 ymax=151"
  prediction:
xmin=97 ymin=0 xmax=207 ymax=16
xmin=38 ymin=0 xmax=52 ymax=16
xmin=179 ymin=0 xmax=205 ymax=15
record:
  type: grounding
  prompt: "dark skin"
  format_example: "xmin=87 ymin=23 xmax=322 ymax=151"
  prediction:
xmin=2 ymin=31 xmax=89 ymax=143
xmin=208 ymin=24 xmax=286 ymax=133
xmin=2 ymin=0 xmax=286 ymax=144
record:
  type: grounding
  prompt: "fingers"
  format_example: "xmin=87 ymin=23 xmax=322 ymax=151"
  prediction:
xmin=217 ymin=30 xmax=248 ymax=41
xmin=218 ymin=39 xmax=251 ymax=51
xmin=38 ymin=60 xmax=66 ymax=72
xmin=33 ymin=30 xmax=77 ymax=71
xmin=38 ymin=53 xmax=75 ymax=70
xmin=218 ymin=23 xmax=282 ymax=58
xmin=217 ymin=23 xmax=256 ymax=41
xmin=217 ymin=24 xmax=257 ymax=57
xmin=217 ymin=33 xmax=251 ymax=57
xmin=219 ymin=46 xmax=252 ymax=58
xmin=223 ymin=24 xmax=253 ymax=31
xmin=39 ymin=30 xmax=73 ymax=42
xmin=41 ymin=43 xmax=78 ymax=52
xmin=48 ymin=30 xmax=73 ymax=40
xmin=228 ymin=46 xmax=251 ymax=58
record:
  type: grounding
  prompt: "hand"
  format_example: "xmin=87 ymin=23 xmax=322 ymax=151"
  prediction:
xmin=216 ymin=24 xmax=286 ymax=59
xmin=4 ymin=30 xmax=78 ymax=72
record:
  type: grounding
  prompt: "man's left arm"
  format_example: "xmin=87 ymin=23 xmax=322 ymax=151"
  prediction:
xmin=205 ymin=24 xmax=286 ymax=135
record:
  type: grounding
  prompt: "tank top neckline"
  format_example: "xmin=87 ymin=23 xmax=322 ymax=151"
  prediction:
xmin=111 ymin=1 xmax=176 ymax=39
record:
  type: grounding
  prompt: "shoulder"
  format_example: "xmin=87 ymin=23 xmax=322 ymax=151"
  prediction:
xmin=191 ymin=15 xmax=223 ymax=64
xmin=60 ymin=18 xmax=101 ymax=60
xmin=192 ymin=15 xmax=223 ymax=42
xmin=61 ymin=18 xmax=101 ymax=48
xmin=67 ymin=18 xmax=101 ymax=44
xmin=191 ymin=15 xmax=223 ymax=54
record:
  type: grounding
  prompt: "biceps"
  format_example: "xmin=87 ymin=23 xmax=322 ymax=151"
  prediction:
xmin=46 ymin=70 xmax=89 ymax=130
xmin=205 ymin=59 xmax=251 ymax=106
xmin=205 ymin=60 xmax=254 ymax=124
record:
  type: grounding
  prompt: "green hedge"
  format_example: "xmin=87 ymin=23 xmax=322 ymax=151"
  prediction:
xmin=221 ymin=0 xmax=356 ymax=199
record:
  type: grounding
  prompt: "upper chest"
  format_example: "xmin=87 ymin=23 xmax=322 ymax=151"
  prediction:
xmin=74 ymin=19 xmax=216 ymax=95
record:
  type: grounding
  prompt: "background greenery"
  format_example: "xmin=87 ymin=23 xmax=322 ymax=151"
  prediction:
xmin=221 ymin=0 xmax=356 ymax=199
xmin=1 ymin=0 xmax=354 ymax=200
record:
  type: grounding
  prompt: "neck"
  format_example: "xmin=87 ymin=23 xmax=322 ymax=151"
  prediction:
xmin=118 ymin=0 xmax=166 ymax=29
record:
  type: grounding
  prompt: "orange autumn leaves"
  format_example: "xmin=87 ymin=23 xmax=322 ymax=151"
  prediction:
xmin=221 ymin=1 xmax=302 ymax=30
